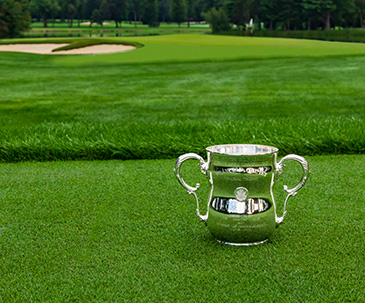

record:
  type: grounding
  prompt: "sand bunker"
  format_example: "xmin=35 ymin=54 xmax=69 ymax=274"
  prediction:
xmin=0 ymin=43 xmax=136 ymax=55
xmin=80 ymin=22 xmax=111 ymax=26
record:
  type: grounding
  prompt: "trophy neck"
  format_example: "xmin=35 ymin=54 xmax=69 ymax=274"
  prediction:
xmin=206 ymin=144 xmax=278 ymax=156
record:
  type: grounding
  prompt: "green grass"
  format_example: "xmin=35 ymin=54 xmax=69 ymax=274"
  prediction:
xmin=3 ymin=34 xmax=365 ymax=64
xmin=0 ymin=155 xmax=363 ymax=301
xmin=0 ymin=35 xmax=364 ymax=161
xmin=0 ymin=33 xmax=363 ymax=302
xmin=0 ymin=117 xmax=363 ymax=162
xmin=54 ymin=34 xmax=365 ymax=65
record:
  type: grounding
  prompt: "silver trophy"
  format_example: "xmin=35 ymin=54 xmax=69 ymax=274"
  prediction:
xmin=175 ymin=144 xmax=309 ymax=246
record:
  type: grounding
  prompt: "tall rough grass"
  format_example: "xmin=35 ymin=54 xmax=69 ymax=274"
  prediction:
xmin=0 ymin=117 xmax=363 ymax=162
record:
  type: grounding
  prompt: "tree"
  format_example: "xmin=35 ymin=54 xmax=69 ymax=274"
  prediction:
xmin=302 ymin=0 xmax=336 ymax=30
xmin=202 ymin=6 xmax=230 ymax=33
xmin=225 ymin=0 xmax=256 ymax=28
xmin=76 ymin=0 xmax=87 ymax=27
xmin=68 ymin=3 xmax=76 ymax=26
xmin=90 ymin=8 xmax=102 ymax=26
xmin=258 ymin=0 xmax=281 ymax=30
xmin=202 ymin=0 xmax=224 ymax=11
xmin=192 ymin=0 xmax=205 ymax=22
xmin=356 ymin=0 xmax=365 ymax=27
xmin=171 ymin=0 xmax=187 ymax=27
xmin=109 ymin=0 xmax=128 ymax=28
xmin=302 ymin=0 xmax=320 ymax=29
xmin=59 ymin=0 xmax=68 ymax=22
xmin=279 ymin=0 xmax=304 ymax=30
xmin=29 ymin=0 xmax=59 ymax=27
xmin=85 ymin=0 xmax=101 ymax=19
xmin=186 ymin=0 xmax=196 ymax=27
xmin=333 ymin=0 xmax=357 ymax=27
xmin=159 ymin=0 xmax=171 ymax=22
xmin=99 ymin=0 xmax=109 ymax=23
xmin=129 ymin=0 xmax=145 ymax=27
xmin=0 ymin=0 xmax=31 ymax=38
xmin=192 ymin=0 xmax=221 ymax=22
xmin=66 ymin=0 xmax=80 ymax=27
xmin=144 ymin=0 xmax=159 ymax=26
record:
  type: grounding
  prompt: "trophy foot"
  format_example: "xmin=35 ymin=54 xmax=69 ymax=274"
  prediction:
xmin=216 ymin=238 xmax=268 ymax=246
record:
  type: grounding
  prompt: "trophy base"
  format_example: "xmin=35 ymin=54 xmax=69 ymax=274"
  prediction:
xmin=216 ymin=238 xmax=268 ymax=246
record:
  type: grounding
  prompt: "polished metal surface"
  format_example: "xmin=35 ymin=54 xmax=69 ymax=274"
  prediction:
xmin=217 ymin=239 xmax=268 ymax=246
xmin=211 ymin=197 xmax=270 ymax=215
xmin=234 ymin=187 xmax=249 ymax=202
xmin=275 ymin=154 xmax=310 ymax=224
xmin=214 ymin=166 xmax=270 ymax=176
xmin=175 ymin=144 xmax=310 ymax=245
xmin=206 ymin=144 xmax=278 ymax=155
xmin=175 ymin=153 xmax=209 ymax=221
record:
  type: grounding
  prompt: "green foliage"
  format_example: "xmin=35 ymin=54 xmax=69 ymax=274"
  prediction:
xmin=99 ymin=0 xmax=109 ymax=21
xmin=258 ymin=0 xmax=280 ymax=30
xmin=225 ymin=0 xmax=255 ymax=27
xmin=29 ymin=0 xmax=59 ymax=27
xmin=18 ymin=0 xmax=365 ymax=29
xmin=171 ymin=0 xmax=187 ymax=26
xmin=186 ymin=0 xmax=197 ymax=26
xmin=90 ymin=8 xmax=102 ymax=26
xmin=249 ymin=0 xmax=365 ymax=30
xmin=109 ymin=0 xmax=128 ymax=28
xmin=0 ymin=155 xmax=363 ymax=301
xmin=202 ymin=7 xmax=230 ymax=33
xmin=0 ymin=0 xmax=30 ymax=38
xmin=144 ymin=0 xmax=159 ymax=27
xmin=303 ymin=0 xmax=336 ymax=13
xmin=67 ymin=3 xmax=76 ymax=26
xmin=356 ymin=0 xmax=365 ymax=26
xmin=248 ymin=29 xmax=365 ymax=42
xmin=129 ymin=0 xmax=145 ymax=25
xmin=84 ymin=0 xmax=101 ymax=19
xmin=16 ymin=0 xmax=365 ymax=29
xmin=159 ymin=0 xmax=171 ymax=22
xmin=303 ymin=0 xmax=336 ymax=29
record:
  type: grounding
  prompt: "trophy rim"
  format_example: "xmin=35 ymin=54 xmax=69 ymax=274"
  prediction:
xmin=206 ymin=144 xmax=279 ymax=156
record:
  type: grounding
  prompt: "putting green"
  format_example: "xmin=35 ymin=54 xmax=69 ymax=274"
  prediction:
xmin=2 ymin=34 xmax=364 ymax=65
xmin=49 ymin=34 xmax=365 ymax=65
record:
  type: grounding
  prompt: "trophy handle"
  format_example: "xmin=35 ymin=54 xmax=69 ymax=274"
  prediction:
xmin=175 ymin=153 xmax=209 ymax=221
xmin=275 ymin=154 xmax=310 ymax=224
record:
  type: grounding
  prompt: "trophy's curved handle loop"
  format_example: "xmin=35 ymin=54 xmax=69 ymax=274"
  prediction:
xmin=275 ymin=154 xmax=309 ymax=224
xmin=175 ymin=153 xmax=209 ymax=221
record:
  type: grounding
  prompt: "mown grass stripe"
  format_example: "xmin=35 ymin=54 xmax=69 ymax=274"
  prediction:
xmin=0 ymin=37 xmax=363 ymax=162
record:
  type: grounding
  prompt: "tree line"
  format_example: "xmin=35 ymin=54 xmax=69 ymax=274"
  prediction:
xmin=1 ymin=0 xmax=364 ymax=38
xmin=207 ymin=0 xmax=365 ymax=32
xmin=26 ymin=0 xmax=218 ymax=28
